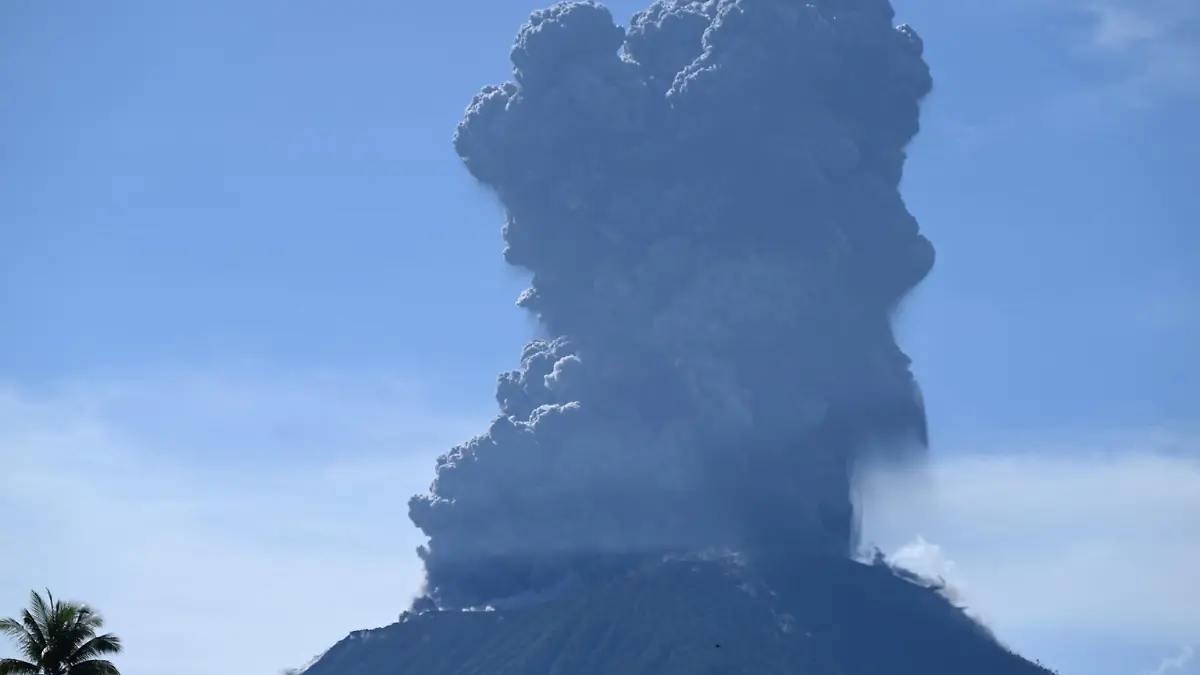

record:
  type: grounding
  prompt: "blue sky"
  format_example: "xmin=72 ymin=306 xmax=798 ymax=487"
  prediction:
xmin=1 ymin=1 xmax=1197 ymax=674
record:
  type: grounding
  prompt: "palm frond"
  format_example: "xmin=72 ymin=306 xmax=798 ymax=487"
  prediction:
xmin=28 ymin=590 xmax=52 ymax=631
xmin=0 ymin=619 xmax=27 ymax=641
xmin=19 ymin=610 xmax=48 ymax=656
xmin=53 ymin=602 xmax=83 ymax=633
xmin=21 ymin=592 xmax=51 ymax=650
xmin=0 ymin=618 xmax=38 ymax=661
xmin=0 ymin=658 xmax=39 ymax=675
xmin=67 ymin=658 xmax=121 ymax=675
xmin=69 ymin=633 xmax=122 ymax=662
xmin=71 ymin=607 xmax=104 ymax=633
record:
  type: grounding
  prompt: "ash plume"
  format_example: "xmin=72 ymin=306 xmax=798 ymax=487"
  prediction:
xmin=409 ymin=0 xmax=935 ymax=610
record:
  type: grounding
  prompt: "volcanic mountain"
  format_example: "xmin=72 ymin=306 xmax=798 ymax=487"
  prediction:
xmin=296 ymin=555 xmax=1056 ymax=675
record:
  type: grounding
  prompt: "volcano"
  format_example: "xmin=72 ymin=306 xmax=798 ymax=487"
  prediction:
xmin=294 ymin=1 xmax=1060 ymax=672
xmin=296 ymin=555 xmax=1055 ymax=675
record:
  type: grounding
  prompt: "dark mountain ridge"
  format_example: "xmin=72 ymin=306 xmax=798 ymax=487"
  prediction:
xmin=298 ymin=555 xmax=1057 ymax=675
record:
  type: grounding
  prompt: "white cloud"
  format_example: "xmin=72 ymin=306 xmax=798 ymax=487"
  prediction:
xmin=0 ymin=370 xmax=483 ymax=675
xmin=1075 ymin=0 xmax=1200 ymax=103
xmin=861 ymin=431 xmax=1200 ymax=673
xmin=933 ymin=0 xmax=1200 ymax=143
xmin=1146 ymin=646 xmax=1194 ymax=675
xmin=887 ymin=535 xmax=961 ymax=585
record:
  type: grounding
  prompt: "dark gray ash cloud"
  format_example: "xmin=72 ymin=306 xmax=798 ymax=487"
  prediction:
xmin=409 ymin=0 xmax=934 ymax=610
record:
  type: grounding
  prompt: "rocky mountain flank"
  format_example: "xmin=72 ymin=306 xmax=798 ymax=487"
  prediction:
xmin=298 ymin=556 xmax=1056 ymax=675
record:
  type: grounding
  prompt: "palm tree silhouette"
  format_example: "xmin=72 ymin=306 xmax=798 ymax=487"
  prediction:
xmin=0 ymin=589 xmax=122 ymax=675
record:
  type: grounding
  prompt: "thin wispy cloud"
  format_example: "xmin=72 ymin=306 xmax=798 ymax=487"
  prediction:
xmin=935 ymin=0 xmax=1199 ymax=148
xmin=862 ymin=431 xmax=1200 ymax=674
xmin=0 ymin=370 xmax=482 ymax=675
xmin=1146 ymin=646 xmax=1195 ymax=675
xmin=1075 ymin=0 xmax=1200 ymax=104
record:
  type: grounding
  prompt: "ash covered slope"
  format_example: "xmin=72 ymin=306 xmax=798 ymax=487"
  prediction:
xmin=413 ymin=0 xmax=935 ymax=612
xmin=299 ymin=557 xmax=1054 ymax=675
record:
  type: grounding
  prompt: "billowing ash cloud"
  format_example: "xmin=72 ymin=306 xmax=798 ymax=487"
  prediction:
xmin=409 ymin=0 xmax=934 ymax=610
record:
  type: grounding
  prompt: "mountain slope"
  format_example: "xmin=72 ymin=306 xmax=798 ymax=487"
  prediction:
xmin=298 ymin=556 xmax=1056 ymax=675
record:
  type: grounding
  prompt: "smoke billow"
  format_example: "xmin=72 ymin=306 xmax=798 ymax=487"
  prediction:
xmin=409 ymin=0 xmax=935 ymax=610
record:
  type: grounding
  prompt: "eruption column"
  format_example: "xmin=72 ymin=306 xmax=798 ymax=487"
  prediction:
xmin=409 ymin=0 xmax=934 ymax=610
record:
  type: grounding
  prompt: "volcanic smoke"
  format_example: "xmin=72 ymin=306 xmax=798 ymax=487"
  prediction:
xmin=409 ymin=0 xmax=934 ymax=610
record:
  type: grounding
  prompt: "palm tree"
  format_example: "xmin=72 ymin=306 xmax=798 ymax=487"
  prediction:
xmin=0 ymin=589 xmax=122 ymax=675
